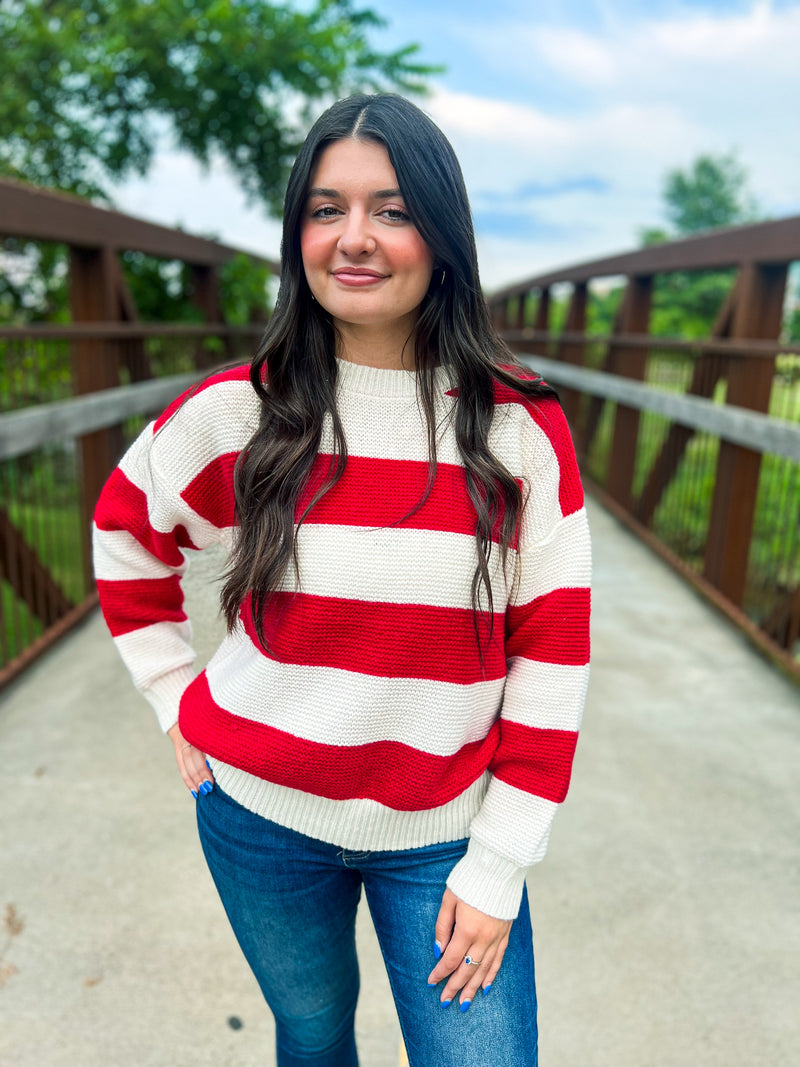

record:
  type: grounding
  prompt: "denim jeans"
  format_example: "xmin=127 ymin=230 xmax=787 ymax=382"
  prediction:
xmin=196 ymin=785 xmax=538 ymax=1067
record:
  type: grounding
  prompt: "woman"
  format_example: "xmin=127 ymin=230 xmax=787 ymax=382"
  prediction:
xmin=93 ymin=93 xmax=591 ymax=1066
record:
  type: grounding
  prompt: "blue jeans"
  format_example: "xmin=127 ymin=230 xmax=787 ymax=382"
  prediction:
xmin=196 ymin=785 xmax=538 ymax=1066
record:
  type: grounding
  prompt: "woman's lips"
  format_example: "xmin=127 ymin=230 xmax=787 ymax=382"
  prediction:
xmin=331 ymin=269 xmax=388 ymax=287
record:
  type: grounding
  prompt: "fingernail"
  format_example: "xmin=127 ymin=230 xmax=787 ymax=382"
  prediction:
xmin=200 ymin=781 xmax=213 ymax=795
xmin=205 ymin=759 xmax=212 ymax=770
xmin=433 ymin=940 xmax=442 ymax=960
xmin=427 ymin=981 xmax=438 ymax=987
xmin=460 ymin=1000 xmax=471 ymax=1013
xmin=191 ymin=790 xmax=198 ymax=799
xmin=483 ymin=984 xmax=492 ymax=996
xmin=440 ymin=999 xmax=451 ymax=1009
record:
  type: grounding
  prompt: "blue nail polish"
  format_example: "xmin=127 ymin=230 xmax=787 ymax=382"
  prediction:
xmin=427 ymin=981 xmax=437 ymax=987
xmin=200 ymin=781 xmax=213 ymax=795
xmin=191 ymin=790 xmax=198 ymax=799
xmin=205 ymin=759 xmax=212 ymax=770
xmin=483 ymin=984 xmax=492 ymax=996
xmin=440 ymin=999 xmax=451 ymax=1009
xmin=433 ymin=940 xmax=442 ymax=960
xmin=460 ymin=1000 xmax=471 ymax=1013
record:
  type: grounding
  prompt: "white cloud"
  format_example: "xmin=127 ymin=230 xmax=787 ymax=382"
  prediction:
xmin=427 ymin=2 xmax=800 ymax=284
xmin=108 ymin=2 xmax=800 ymax=289
xmin=113 ymin=150 xmax=283 ymax=264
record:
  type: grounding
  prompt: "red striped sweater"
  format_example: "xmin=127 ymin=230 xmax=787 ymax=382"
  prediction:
xmin=93 ymin=358 xmax=591 ymax=919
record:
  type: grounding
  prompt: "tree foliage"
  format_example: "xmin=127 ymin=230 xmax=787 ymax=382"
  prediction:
xmin=0 ymin=0 xmax=437 ymax=209
xmin=663 ymin=153 xmax=759 ymax=236
xmin=640 ymin=152 xmax=763 ymax=338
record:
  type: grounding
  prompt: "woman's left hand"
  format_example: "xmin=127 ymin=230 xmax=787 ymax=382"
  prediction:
xmin=426 ymin=888 xmax=512 ymax=1009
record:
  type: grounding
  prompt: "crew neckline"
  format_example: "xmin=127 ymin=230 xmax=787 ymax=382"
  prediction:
xmin=335 ymin=357 xmax=451 ymax=398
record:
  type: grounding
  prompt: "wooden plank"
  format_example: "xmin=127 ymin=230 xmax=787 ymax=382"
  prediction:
xmin=634 ymin=280 xmax=737 ymax=525
xmin=0 ymin=177 xmax=278 ymax=270
xmin=500 ymin=327 xmax=800 ymax=359
xmin=553 ymin=282 xmax=587 ymax=430
xmin=704 ymin=264 xmax=788 ymax=605
xmin=514 ymin=356 xmax=800 ymax=461
xmin=606 ymin=275 xmax=653 ymax=509
xmin=0 ymin=373 xmax=204 ymax=459
xmin=490 ymin=213 xmax=800 ymax=298
xmin=0 ymin=509 xmax=73 ymax=625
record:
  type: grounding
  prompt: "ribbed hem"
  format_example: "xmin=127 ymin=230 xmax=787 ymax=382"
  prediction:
xmin=208 ymin=760 xmax=490 ymax=852
xmin=335 ymin=357 xmax=452 ymax=398
xmin=446 ymin=838 xmax=529 ymax=920
xmin=142 ymin=666 xmax=196 ymax=733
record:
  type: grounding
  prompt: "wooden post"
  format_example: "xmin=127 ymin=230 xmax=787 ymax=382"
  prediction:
xmin=190 ymin=264 xmax=231 ymax=367
xmin=703 ymin=263 xmax=787 ymax=605
xmin=634 ymin=279 xmax=737 ymax=526
xmin=69 ymin=245 xmax=123 ymax=592
xmin=554 ymin=282 xmax=588 ymax=432
xmin=606 ymin=275 xmax=653 ymax=509
xmin=515 ymin=291 xmax=528 ymax=330
xmin=534 ymin=288 xmax=550 ymax=334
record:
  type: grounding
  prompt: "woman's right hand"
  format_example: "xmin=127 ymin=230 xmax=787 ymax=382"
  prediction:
xmin=167 ymin=723 xmax=215 ymax=798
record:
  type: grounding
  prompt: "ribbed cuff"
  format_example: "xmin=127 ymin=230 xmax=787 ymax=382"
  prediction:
xmin=446 ymin=838 xmax=528 ymax=920
xmin=142 ymin=666 xmax=196 ymax=733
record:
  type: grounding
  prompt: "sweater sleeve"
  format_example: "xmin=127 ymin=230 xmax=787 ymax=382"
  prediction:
xmin=92 ymin=375 xmax=244 ymax=732
xmin=446 ymin=396 xmax=592 ymax=919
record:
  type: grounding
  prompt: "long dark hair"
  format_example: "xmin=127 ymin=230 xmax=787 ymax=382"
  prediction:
xmin=221 ymin=93 xmax=558 ymax=651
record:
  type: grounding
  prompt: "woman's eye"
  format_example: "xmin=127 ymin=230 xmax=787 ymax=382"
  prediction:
xmin=311 ymin=205 xmax=340 ymax=218
xmin=381 ymin=208 xmax=410 ymax=222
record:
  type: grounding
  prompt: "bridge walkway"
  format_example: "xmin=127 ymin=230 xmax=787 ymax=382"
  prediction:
xmin=1 ymin=497 xmax=798 ymax=1067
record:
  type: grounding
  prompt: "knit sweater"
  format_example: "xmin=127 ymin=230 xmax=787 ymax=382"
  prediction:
xmin=93 ymin=357 xmax=591 ymax=919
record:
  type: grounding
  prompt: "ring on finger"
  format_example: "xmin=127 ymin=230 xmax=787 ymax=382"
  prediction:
xmin=464 ymin=955 xmax=482 ymax=966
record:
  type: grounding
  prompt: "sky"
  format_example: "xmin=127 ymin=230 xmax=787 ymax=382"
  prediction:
xmin=114 ymin=0 xmax=800 ymax=290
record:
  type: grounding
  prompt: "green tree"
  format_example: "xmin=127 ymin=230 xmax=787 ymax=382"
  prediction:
xmin=0 ymin=0 xmax=436 ymax=208
xmin=663 ymin=153 xmax=759 ymax=236
xmin=0 ymin=0 xmax=438 ymax=326
xmin=642 ymin=152 xmax=762 ymax=337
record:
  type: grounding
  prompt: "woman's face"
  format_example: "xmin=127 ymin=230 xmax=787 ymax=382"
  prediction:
xmin=300 ymin=138 xmax=434 ymax=337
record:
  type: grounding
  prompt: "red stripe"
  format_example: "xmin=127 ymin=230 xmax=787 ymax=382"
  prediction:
xmin=491 ymin=720 xmax=578 ymax=803
xmin=96 ymin=576 xmax=186 ymax=637
xmin=94 ymin=468 xmax=198 ymax=565
xmin=179 ymin=672 xmax=500 ymax=810
xmin=505 ymin=587 xmax=590 ymax=665
xmin=181 ymin=452 xmax=238 ymax=528
xmin=153 ymin=364 xmax=251 ymax=432
xmin=297 ymin=454 xmax=492 ymax=537
xmin=241 ymin=592 xmax=507 ymax=683
xmin=493 ymin=389 xmax=584 ymax=518
xmin=178 ymin=451 xmax=512 ymax=540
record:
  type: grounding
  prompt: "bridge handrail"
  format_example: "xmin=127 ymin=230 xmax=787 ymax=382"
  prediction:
xmin=490 ymin=213 xmax=800 ymax=296
xmin=518 ymin=355 xmax=800 ymax=463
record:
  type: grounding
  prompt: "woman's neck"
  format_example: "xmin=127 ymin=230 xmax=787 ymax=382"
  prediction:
xmin=334 ymin=316 xmax=418 ymax=370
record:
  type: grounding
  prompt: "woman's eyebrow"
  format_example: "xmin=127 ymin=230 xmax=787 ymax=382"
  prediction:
xmin=307 ymin=187 xmax=404 ymax=199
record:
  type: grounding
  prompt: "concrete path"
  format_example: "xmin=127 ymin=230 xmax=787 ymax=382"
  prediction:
xmin=1 ymin=497 xmax=798 ymax=1067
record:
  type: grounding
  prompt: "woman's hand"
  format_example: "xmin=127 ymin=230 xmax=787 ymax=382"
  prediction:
xmin=167 ymin=723 xmax=215 ymax=798
xmin=427 ymin=888 xmax=512 ymax=1010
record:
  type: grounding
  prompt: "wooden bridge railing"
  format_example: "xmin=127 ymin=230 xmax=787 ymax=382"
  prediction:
xmin=0 ymin=181 xmax=276 ymax=687
xmin=487 ymin=215 xmax=800 ymax=682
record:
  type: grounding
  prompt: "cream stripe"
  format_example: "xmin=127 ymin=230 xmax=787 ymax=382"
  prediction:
xmin=469 ymin=779 xmax=559 ymax=866
xmin=514 ymin=508 xmax=592 ymax=604
xmin=92 ymin=527 xmax=184 ymax=581
xmin=205 ymin=635 xmax=505 ymax=754
xmin=210 ymin=760 xmax=489 ymax=853
xmin=115 ymin=620 xmax=195 ymax=690
xmin=501 ymin=660 xmax=590 ymax=732
xmin=285 ymin=524 xmax=513 ymax=609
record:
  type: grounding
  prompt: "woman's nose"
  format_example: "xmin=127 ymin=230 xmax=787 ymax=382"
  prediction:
xmin=336 ymin=211 xmax=376 ymax=256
